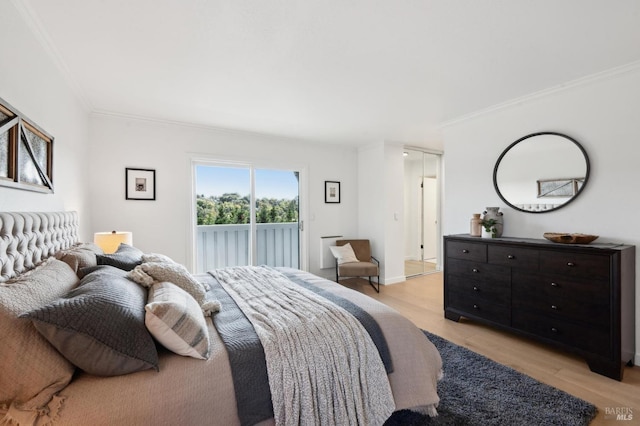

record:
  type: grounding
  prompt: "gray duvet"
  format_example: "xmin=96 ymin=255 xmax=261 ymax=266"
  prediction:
xmin=57 ymin=268 xmax=442 ymax=425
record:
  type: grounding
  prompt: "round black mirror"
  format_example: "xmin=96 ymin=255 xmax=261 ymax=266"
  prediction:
xmin=493 ymin=132 xmax=590 ymax=213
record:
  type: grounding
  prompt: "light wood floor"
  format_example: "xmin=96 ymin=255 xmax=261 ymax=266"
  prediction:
xmin=404 ymin=260 xmax=437 ymax=276
xmin=340 ymin=273 xmax=640 ymax=425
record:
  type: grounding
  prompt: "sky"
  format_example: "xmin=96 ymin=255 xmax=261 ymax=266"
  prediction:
xmin=196 ymin=165 xmax=299 ymax=200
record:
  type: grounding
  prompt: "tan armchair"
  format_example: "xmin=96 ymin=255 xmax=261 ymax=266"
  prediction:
xmin=331 ymin=239 xmax=380 ymax=292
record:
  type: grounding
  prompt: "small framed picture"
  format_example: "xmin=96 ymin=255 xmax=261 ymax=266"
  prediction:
xmin=324 ymin=181 xmax=340 ymax=203
xmin=126 ymin=168 xmax=156 ymax=200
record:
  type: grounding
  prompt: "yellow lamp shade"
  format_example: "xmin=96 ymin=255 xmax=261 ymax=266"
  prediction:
xmin=94 ymin=231 xmax=133 ymax=254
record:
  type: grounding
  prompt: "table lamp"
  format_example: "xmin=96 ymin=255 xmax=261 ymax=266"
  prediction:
xmin=94 ymin=231 xmax=133 ymax=254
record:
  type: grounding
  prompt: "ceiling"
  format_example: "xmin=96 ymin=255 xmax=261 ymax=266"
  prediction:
xmin=16 ymin=0 xmax=640 ymax=147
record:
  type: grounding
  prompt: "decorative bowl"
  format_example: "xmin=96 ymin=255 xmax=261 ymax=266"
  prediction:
xmin=543 ymin=233 xmax=599 ymax=244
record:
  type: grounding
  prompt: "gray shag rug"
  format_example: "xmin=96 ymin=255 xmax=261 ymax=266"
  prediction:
xmin=385 ymin=331 xmax=597 ymax=426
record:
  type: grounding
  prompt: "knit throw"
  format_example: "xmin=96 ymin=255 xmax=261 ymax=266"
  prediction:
xmin=211 ymin=266 xmax=395 ymax=426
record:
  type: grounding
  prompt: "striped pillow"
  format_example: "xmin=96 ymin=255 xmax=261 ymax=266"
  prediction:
xmin=145 ymin=281 xmax=211 ymax=359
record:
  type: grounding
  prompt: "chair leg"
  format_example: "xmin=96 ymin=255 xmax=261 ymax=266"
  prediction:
xmin=368 ymin=276 xmax=380 ymax=293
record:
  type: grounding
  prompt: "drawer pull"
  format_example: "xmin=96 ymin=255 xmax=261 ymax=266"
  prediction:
xmin=567 ymin=262 xmax=575 ymax=267
xmin=473 ymin=286 xmax=479 ymax=291
xmin=473 ymin=304 xmax=479 ymax=309
xmin=551 ymin=282 xmax=558 ymax=287
xmin=551 ymin=327 xmax=558 ymax=333
xmin=551 ymin=305 xmax=558 ymax=310
xmin=472 ymin=268 xmax=479 ymax=273
xmin=462 ymin=249 xmax=469 ymax=254
xmin=507 ymin=255 xmax=515 ymax=259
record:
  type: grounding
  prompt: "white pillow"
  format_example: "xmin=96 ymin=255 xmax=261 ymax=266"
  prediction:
xmin=145 ymin=281 xmax=211 ymax=360
xmin=329 ymin=243 xmax=359 ymax=265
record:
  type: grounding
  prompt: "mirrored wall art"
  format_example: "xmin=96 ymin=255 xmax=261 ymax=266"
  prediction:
xmin=493 ymin=132 xmax=589 ymax=213
xmin=0 ymin=97 xmax=54 ymax=193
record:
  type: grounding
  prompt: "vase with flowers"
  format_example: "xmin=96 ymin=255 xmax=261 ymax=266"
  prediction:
xmin=481 ymin=207 xmax=504 ymax=238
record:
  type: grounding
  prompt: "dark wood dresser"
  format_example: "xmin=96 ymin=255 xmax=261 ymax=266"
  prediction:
xmin=443 ymin=234 xmax=635 ymax=380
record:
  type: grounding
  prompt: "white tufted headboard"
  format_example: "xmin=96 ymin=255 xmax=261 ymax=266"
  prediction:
xmin=0 ymin=211 xmax=79 ymax=282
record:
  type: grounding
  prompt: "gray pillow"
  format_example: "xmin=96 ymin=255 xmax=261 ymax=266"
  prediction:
xmin=22 ymin=265 xmax=159 ymax=376
xmin=96 ymin=243 xmax=143 ymax=271
xmin=55 ymin=242 xmax=104 ymax=274
xmin=78 ymin=264 xmax=124 ymax=279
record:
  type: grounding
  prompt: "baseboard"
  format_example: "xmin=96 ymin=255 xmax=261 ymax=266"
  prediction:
xmin=382 ymin=276 xmax=406 ymax=285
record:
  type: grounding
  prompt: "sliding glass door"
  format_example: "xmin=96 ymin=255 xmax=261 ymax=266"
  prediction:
xmin=194 ymin=163 xmax=300 ymax=273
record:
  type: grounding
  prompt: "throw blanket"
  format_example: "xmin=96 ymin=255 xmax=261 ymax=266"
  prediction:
xmin=282 ymin=270 xmax=393 ymax=374
xmin=211 ymin=266 xmax=396 ymax=426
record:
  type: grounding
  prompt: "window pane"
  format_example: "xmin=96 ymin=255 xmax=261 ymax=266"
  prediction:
xmin=0 ymin=111 xmax=9 ymax=178
xmin=19 ymin=128 xmax=49 ymax=185
xmin=0 ymin=131 xmax=8 ymax=178
xmin=19 ymin=140 xmax=43 ymax=185
xmin=255 ymin=169 xmax=299 ymax=223
xmin=195 ymin=165 xmax=251 ymax=272
xmin=255 ymin=169 xmax=299 ymax=268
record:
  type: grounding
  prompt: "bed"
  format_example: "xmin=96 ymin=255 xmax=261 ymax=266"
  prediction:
xmin=0 ymin=211 xmax=442 ymax=425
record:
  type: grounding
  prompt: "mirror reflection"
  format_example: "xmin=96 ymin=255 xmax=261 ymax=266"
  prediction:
xmin=493 ymin=132 xmax=590 ymax=213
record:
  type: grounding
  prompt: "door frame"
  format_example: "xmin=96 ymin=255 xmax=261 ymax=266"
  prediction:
xmin=187 ymin=155 xmax=308 ymax=273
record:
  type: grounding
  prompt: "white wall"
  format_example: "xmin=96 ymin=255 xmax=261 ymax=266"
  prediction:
xmin=442 ymin=65 xmax=640 ymax=363
xmin=383 ymin=143 xmax=406 ymax=283
xmin=0 ymin=1 xmax=92 ymax=239
xmin=357 ymin=142 xmax=406 ymax=284
xmin=357 ymin=143 xmax=385 ymax=277
xmin=88 ymin=114 xmax=358 ymax=277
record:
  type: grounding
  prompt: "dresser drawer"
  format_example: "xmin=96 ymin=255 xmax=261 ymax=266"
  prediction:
xmin=512 ymin=288 xmax=610 ymax=326
xmin=448 ymin=290 xmax=511 ymax=326
xmin=447 ymin=274 xmax=510 ymax=305
xmin=539 ymin=251 xmax=610 ymax=281
xmin=513 ymin=310 xmax=611 ymax=357
xmin=512 ymin=271 xmax=609 ymax=303
xmin=446 ymin=240 xmax=487 ymax=262
xmin=488 ymin=245 xmax=538 ymax=270
xmin=446 ymin=258 xmax=510 ymax=283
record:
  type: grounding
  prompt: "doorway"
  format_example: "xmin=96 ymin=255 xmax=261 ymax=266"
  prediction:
xmin=403 ymin=149 xmax=441 ymax=277
xmin=193 ymin=163 xmax=301 ymax=273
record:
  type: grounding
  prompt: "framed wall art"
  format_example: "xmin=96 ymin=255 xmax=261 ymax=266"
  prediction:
xmin=537 ymin=177 xmax=583 ymax=198
xmin=0 ymin=97 xmax=54 ymax=193
xmin=324 ymin=180 xmax=340 ymax=203
xmin=126 ymin=168 xmax=156 ymax=200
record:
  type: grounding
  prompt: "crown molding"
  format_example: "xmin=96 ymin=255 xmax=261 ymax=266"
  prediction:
xmin=91 ymin=108 xmax=354 ymax=149
xmin=439 ymin=60 xmax=640 ymax=129
xmin=11 ymin=0 xmax=93 ymax=111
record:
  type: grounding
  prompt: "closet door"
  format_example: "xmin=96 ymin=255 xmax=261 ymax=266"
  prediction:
xmin=403 ymin=150 xmax=441 ymax=277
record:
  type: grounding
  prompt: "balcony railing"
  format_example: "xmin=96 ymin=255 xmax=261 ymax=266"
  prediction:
xmin=196 ymin=222 xmax=299 ymax=273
